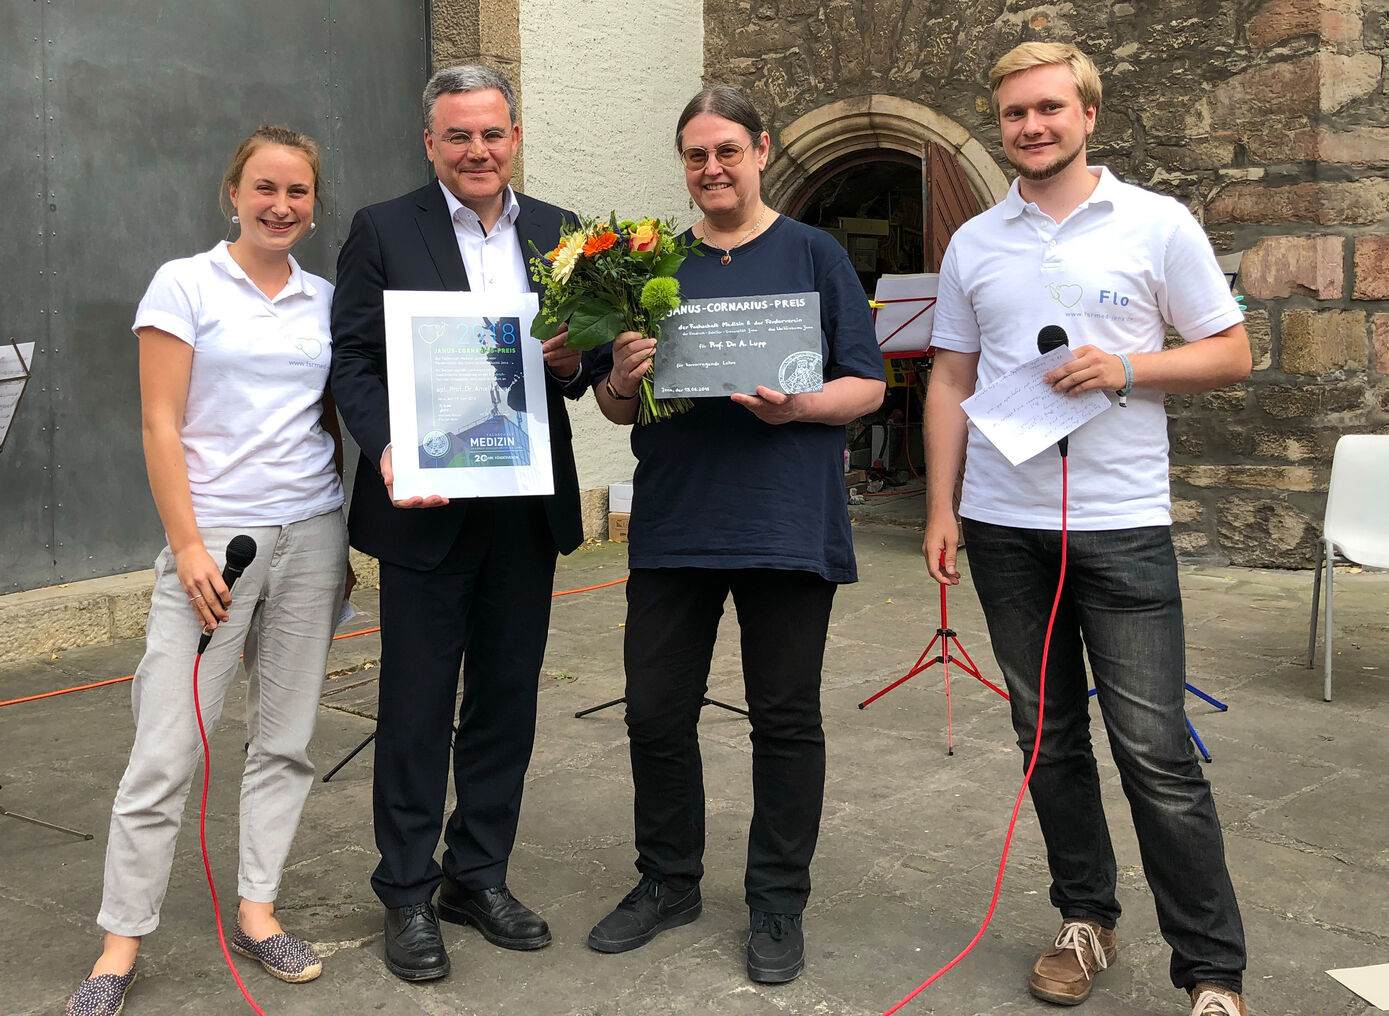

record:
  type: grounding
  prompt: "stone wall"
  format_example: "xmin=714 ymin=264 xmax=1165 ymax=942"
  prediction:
xmin=705 ymin=0 xmax=1389 ymax=566
xmin=431 ymin=0 xmax=526 ymax=181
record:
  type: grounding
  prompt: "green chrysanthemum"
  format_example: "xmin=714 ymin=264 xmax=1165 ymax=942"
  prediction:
xmin=640 ymin=276 xmax=681 ymax=316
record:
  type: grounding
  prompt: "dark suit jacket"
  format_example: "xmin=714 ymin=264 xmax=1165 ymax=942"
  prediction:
xmin=330 ymin=182 xmax=585 ymax=571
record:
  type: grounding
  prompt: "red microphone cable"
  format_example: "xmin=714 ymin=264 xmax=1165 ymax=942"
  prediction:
xmin=192 ymin=648 xmax=268 ymax=1016
xmin=883 ymin=456 xmax=1069 ymax=1016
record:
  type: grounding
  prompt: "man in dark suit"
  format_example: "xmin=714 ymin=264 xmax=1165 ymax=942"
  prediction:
xmin=329 ymin=64 xmax=586 ymax=982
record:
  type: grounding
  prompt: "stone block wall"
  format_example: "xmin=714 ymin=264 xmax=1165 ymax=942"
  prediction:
xmin=1168 ymin=0 xmax=1388 ymax=566
xmin=705 ymin=0 xmax=1389 ymax=566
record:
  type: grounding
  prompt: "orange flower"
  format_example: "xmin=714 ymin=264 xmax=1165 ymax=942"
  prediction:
xmin=582 ymin=229 xmax=618 ymax=256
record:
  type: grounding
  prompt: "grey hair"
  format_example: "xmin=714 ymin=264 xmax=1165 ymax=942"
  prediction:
xmin=422 ymin=64 xmax=518 ymax=130
xmin=675 ymin=84 xmax=766 ymax=151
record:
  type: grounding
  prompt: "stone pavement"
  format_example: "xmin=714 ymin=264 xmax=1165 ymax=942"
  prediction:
xmin=2 ymin=518 xmax=1386 ymax=1016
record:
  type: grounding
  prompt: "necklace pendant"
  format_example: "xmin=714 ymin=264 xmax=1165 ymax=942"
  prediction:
xmin=720 ymin=252 xmax=731 ymax=265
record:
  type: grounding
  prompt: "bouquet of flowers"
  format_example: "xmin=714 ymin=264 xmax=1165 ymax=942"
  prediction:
xmin=530 ymin=214 xmax=697 ymax=424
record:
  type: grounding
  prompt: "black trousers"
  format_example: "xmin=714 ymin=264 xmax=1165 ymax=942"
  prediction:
xmin=371 ymin=499 xmax=557 ymax=908
xmin=623 ymin=567 xmax=837 ymax=914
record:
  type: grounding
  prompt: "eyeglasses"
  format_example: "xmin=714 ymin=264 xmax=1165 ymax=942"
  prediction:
xmin=679 ymin=142 xmax=749 ymax=171
xmin=435 ymin=128 xmax=512 ymax=150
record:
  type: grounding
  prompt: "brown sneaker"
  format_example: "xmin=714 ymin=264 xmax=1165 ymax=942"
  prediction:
xmin=1028 ymin=919 xmax=1117 ymax=1005
xmin=1190 ymin=983 xmax=1247 ymax=1015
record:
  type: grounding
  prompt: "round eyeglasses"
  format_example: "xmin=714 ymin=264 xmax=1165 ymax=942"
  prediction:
xmin=434 ymin=128 xmax=512 ymax=150
xmin=679 ymin=142 xmax=749 ymax=171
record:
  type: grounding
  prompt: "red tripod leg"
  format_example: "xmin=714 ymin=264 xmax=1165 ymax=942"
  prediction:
xmin=858 ymin=633 xmax=941 ymax=709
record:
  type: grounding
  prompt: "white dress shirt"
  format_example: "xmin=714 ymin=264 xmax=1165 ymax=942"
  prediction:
xmin=437 ymin=181 xmax=581 ymax=388
xmin=439 ymin=182 xmax=530 ymax=293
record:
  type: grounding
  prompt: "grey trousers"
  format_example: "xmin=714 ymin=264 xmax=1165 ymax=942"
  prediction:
xmin=97 ymin=509 xmax=347 ymax=937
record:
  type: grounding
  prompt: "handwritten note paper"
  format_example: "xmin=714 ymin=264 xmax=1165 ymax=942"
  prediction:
xmin=961 ymin=347 xmax=1111 ymax=466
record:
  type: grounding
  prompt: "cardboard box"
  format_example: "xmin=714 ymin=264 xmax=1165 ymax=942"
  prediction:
xmin=608 ymin=511 xmax=630 ymax=543
xmin=844 ymin=468 xmax=868 ymax=491
xmin=608 ymin=481 xmax=633 ymax=514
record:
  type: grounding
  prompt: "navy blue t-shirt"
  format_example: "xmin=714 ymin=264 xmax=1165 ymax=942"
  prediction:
xmin=591 ymin=214 xmax=884 ymax=583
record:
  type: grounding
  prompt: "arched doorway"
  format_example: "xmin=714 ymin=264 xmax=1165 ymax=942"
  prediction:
xmin=788 ymin=151 xmax=925 ymax=292
xmin=788 ymin=146 xmax=971 ymax=479
xmin=767 ymin=98 xmax=1007 ymax=484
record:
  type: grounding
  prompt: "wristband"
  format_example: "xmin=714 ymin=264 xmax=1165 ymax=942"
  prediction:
xmin=1116 ymin=353 xmax=1134 ymax=408
xmin=605 ymin=377 xmax=636 ymax=401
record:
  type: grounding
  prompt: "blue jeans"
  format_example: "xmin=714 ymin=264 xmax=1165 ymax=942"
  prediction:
xmin=962 ymin=519 xmax=1245 ymax=993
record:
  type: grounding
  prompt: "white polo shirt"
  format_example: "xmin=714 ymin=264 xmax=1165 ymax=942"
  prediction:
xmin=132 ymin=241 xmax=344 ymax=528
xmin=932 ymin=168 xmax=1242 ymax=530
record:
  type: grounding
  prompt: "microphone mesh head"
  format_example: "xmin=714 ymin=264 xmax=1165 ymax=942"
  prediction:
xmin=225 ymin=534 xmax=258 ymax=570
xmin=1037 ymin=325 xmax=1069 ymax=352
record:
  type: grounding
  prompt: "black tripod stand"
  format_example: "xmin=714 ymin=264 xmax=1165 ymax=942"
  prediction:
xmin=322 ymin=723 xmax=462 ymax=783
xmin=574 ymin=695 xmax=748 ymax=719
xmin=0 ymin=782 xmax=93 ymax=840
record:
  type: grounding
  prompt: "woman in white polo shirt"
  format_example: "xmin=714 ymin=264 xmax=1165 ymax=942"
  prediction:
xmin=66 ymin=125 xmax=351 ymax=1016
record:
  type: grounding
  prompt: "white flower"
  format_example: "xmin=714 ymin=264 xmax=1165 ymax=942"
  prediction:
xmin=551 ymin=232 xmax=586 ymax=284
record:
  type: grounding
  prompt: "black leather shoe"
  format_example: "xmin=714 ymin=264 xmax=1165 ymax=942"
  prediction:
xmin=383 ymin=902 xmax=450 ymax=981
xmin=587 ymin=875 xmax=702 ymax=954
xmin=746 ymin=910 xmax=804 ymax=983
xmin=436 ymin=880 xmax=552 ymax=950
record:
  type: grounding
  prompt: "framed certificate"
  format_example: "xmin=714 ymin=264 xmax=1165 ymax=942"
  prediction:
xmin=384 ymin=290 xmax=553 ymax=499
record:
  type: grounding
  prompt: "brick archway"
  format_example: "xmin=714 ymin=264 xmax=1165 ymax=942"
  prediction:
xmin=763 ymin=95 xmax=1009 ymax=214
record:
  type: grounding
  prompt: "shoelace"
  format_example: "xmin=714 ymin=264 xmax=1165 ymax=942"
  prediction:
xmin=751 ymin=912 xmax=796 ymax=941
xmin=1192 ymin=989 xmax=1243 ymax=1016
xmin=622 ymin=877 xmax=661 ymax=905
xmin=1054 ymin=921 xmax=1109 ymax=977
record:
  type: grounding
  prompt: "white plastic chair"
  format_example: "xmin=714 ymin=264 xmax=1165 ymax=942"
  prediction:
xmin=1306 ymin=434 xmax=1389 ymax=700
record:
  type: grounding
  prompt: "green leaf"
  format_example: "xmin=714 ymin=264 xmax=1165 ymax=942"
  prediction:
xmin=566 ymin=298 xmax=627 ymax=351
xmin=651 ymin=250 xmax=687 ymax=277
xmin=530 ymin=313 xmax=562 ymax=341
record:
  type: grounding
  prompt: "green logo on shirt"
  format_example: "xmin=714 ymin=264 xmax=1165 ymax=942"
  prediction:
xmin=1047 ymin=283 xmax=1083 ymax=309
xmin=294 ymin=338 xmax=323 ymax=360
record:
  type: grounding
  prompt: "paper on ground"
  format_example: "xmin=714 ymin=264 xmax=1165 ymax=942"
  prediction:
xmin=961 ymin=346 xmax=1111 ymax=466
xmin=1327 ymin=963 xmax=1389 ymax=1009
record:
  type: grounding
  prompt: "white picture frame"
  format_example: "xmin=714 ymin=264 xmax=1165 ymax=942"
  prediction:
xmin=383 ymin=290 xmax=553 ymax=500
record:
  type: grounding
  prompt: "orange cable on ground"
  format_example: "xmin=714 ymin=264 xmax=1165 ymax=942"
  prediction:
xmin=552 ymin=577 xmax=627 ymax=596
xmin=0 ymin=577 xmax=628 ymax=708
xmin=0 ymin=675 xmax=137 ymax=708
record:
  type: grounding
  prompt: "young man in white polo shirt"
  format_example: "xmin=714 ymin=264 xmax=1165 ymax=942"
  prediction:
xmin=923 ymin=43 xmax=1253 ymax=1016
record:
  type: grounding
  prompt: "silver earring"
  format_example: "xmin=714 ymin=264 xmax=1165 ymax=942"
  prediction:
xmin=309 ymin=221 xmax=317 ymax=231
xmin=231 ymin=215 xmax=240 ymax=224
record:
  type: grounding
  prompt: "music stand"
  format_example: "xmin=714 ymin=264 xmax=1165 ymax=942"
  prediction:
xmin=872 ymin=273 xmax=938 ymax=356
xmin=858 ymin=555 xmax=1008 ymax=755
xmin=574 ymin=695 xmax=747 ymax=720
xmin=1086 ymin=685 xmax=1226 ymax=763
xmin=323 ymin=724 xmax=461 ymax=783
xmin=0 ymin=782 xmax=93 ymax=840
xmin=1125 ymin=248 xmax=1243 ymax=765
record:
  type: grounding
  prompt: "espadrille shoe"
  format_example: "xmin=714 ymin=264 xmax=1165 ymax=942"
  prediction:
xmin=230 ymin=925 xmax=323 ymax=983
xmin=64 ymin=967 xmax=136 ymax=1016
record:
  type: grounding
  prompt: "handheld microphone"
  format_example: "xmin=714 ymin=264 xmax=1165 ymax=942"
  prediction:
xmin=197 ymin=535 xmax=257 ymax=654
xmin=1037 ymin=325 xmax=1070 ymax=458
